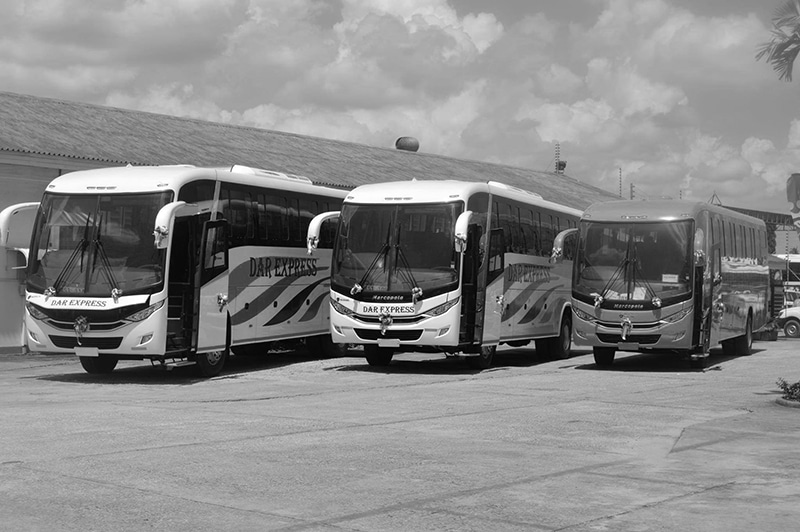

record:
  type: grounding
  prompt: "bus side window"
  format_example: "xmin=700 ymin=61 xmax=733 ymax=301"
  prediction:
xmin=487 ymin=228 xmax=505 ymax=283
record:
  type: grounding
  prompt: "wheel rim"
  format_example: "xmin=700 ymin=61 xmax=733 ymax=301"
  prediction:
xmin=787 ymin=322 xmax=800 ymax=337
xmin=205 ymin=351 xmax=223 ymax=366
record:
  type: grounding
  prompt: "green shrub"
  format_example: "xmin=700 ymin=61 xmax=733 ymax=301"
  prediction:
xmin=776 ymin=378 xmax=800 ymax=401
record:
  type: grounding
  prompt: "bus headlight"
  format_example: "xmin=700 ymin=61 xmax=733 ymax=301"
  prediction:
xmin=26 ymin=303 xmax=48 ymax=321
xmin=424 ymin=297 xmax=459 ymax=317
xmin=330 ymin=298 xmax=355 ymax=317
xmin=126 ymin=300 xmax=165 ymax=322
xmin=661 ymin=308 xmax=690 ymax=324
xmin=573 ymin=306 xmax=598 ymax=324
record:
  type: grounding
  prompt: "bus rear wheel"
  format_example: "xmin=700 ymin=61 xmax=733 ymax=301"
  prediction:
xmin=468 ymin=345 xmax=495 ymax=369
xmin=549 ymin=315 xmax=572 ymax=360
xmin=364 ymin=345 xmax=393 ymax=366
xmin=195 ymin=348 xmax=228 ymax=377
xmin=593 ymin=347 xmax=615 ymax=367
xmin=79 ymin=356 xmax=118 ymax=374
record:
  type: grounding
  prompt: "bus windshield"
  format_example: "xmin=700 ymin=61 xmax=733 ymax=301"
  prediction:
xmin=27 ymin=191 xmax=173 ymax=297
xmin=574 ymin=220 xmax=693 ymax=303
xmin=332 ymin=202 xmax=462 ymax=298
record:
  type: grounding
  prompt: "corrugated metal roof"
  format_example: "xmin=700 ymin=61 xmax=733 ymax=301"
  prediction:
xmin=0 ymin=90 xmax=619 ymax=210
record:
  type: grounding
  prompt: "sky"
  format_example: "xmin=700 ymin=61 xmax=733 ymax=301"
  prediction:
xmin=3 ymin=0 xmax=800 ymax=218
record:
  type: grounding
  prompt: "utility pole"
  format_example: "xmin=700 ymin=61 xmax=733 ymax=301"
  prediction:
xmin=619 ymin=168 xmax=622 ymax=198
xmin=554 ymin=142 xmax=561 ymax=174
xmin=630 ymin=183 xmax=635 ymax=199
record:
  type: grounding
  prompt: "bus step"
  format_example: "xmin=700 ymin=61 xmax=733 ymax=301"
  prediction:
xmin=164 ymin=360 xmax=196 ymax=370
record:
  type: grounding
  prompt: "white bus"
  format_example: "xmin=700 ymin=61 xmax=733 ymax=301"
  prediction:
xmin=4 ymin=165 xmax=347 ymax=376
xmin=571 ymin=200 xmax=770 ymax=367
xmin=307 ymin=180 xmax=582 ymax=368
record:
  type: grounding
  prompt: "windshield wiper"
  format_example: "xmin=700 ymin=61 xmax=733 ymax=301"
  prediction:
xmin=592 ymin=240 xmax=659 ymax=307
xmin=350 ymin=226 xmax=391 ymax=295
xmin=92 ymin=218 xmax=121 ymax=300
xmin=49 ymin=214 xmax=92 ymax=296
xmin=394 ymin=229 xmax=422 ymax=302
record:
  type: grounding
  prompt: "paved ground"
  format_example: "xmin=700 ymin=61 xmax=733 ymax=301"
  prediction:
xmin=1 ymin=338 xmax=799 ymax=531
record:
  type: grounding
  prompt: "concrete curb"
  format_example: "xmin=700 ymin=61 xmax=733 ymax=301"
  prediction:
xmin=776 ymin=397 xmax=800 ymax=408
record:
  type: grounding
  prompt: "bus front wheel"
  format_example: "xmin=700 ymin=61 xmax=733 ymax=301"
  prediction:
xmin=364 ymin=345 xmax=393 ymax=366
xmin=79 ymin=356 xmax=118 ymax=374
xmin=593 ymin=347 xmax=615 ymax=367
xmin=468 ymin=345 xmax=495 ymax=369
xmin=195 ymin=348 xmax=228 ymax=377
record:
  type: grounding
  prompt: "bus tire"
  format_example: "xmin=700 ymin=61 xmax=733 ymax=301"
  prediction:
xmin=593 ymin=347 xmax=615 ymax=367
xmin=735 ymin=314 xmax=753 ymax=356
xmin=195 ymin=348 xmax=228 ymax=377
xmin=548 ymin=314 xmax=572 ymax=360
xmin=468 ymin=345 xmax=495 ymax=369
xmin=364 ymin=345 xmax=393 ymax=366
xmin=784 ymin=319 xmax=800 ymax=338
xmin=79 ymin=356 xmax=118 ymax=374
xmin=308 ymin=334 xmax=348 ymax=358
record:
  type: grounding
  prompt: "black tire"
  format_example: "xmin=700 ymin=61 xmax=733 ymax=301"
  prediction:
xmin=195 ymin=348 xmax=228 ymax=377
xmin=735 ymin=314 xmax=753 ymax=356
xmin=307 ymin=334 xmax=348 ymax=358
xmin=468 ymin=345 xmax=495 ymax=369
xmin=548 ymin=315 xmax=572 ymax=360
xmin=689 ymin=356 xmax=707 ymax=370
xmin=364 ymin=345 xmax=393 ymax=366
xmin=784 ymin=319 xmax=800 ymax=338
xmin=593 ymin=347 xmax=615 ymax=367
xmin=79 ymin=356 xmax=118 ymax=374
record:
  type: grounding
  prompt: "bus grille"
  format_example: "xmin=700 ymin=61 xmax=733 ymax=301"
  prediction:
xmin=50 ymin=336 xmax=124 ymax=349
xmin=596 ymin=333 xmax=661 ymax=345
xmin=354 ymin=329 xmax=423 ymax=341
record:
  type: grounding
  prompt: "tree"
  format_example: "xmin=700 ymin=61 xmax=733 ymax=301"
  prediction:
xmin=756 ymin=0 xmax=800 ymax=81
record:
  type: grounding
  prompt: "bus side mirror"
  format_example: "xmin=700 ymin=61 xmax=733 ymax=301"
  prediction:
xmin=454 ymin=210 xmax=473 ymax=253
xmin=693 ymin=228 xmax=705 ymax=266
xmin=307 ymin=211 xmax=340 ymax=255
xmin=153 ymin=201 xmax=195 ymax=249
xmin=550 ymin=228 xmax=578 ymax=264
xmin=0 ymin=202 xmax=40 ymax=269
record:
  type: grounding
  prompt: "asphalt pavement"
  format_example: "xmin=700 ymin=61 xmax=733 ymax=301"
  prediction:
xmin=1 ymin=338 xmax=798 ymax=531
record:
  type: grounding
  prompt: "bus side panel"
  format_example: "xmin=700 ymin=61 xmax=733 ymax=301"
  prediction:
xmin=504 ymin=253 xmax=565 ymax=341
xmin=227 ymin=246 xmax=331 ymax=344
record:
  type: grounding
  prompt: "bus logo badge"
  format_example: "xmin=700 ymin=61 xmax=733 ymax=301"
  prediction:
xmin=73 ymin=316 xmax=90 ymax=346
xmin=620 ymin=316 xmax=632 ymax=341
xmin=379 ymin=312 xmax=393 ymax=335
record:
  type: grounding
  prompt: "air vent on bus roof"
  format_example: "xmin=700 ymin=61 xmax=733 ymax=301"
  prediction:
xmin=488 ymin=181 xmax=543 ymax=199
xmin=229 ymin=165 xmax=313 ymax=184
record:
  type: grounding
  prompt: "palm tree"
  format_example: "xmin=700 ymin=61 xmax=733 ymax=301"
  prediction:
xmin=757 ymin=0 xmax=800 ymax=81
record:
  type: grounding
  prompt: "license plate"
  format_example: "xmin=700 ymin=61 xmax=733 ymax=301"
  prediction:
xmin=618 ymin=342 xmax=639 ymax=351
xmin=75 ymin=347 xmax=99 ymax=357
xmin=377 ymin=339 xmax=401 ymax=348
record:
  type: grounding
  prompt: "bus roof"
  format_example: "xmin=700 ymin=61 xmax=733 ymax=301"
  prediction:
xmin=344 ymin=179 xmax=583 ymax=216
xmin=41 ymin=165 xmax=349 ymax=198
xmin=582 ymin=199 xmax=767 ymax=227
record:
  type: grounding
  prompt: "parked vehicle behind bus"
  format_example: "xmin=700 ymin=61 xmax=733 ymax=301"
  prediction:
xmin=307 ymin=180 xmax=582 ymax=368
xmin=2 ymin=165 xmax=347 ymax=376
xmin=570 ymin=199 xmax=770 ymax=368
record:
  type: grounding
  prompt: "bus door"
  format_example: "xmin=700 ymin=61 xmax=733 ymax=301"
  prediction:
xmin=482 ymin=228 xmax=505 ymax=346
xmin=193 ymin=220 xmax=229 ymax=353
xmin=708 ymin=246 xmax=723 ymax=348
